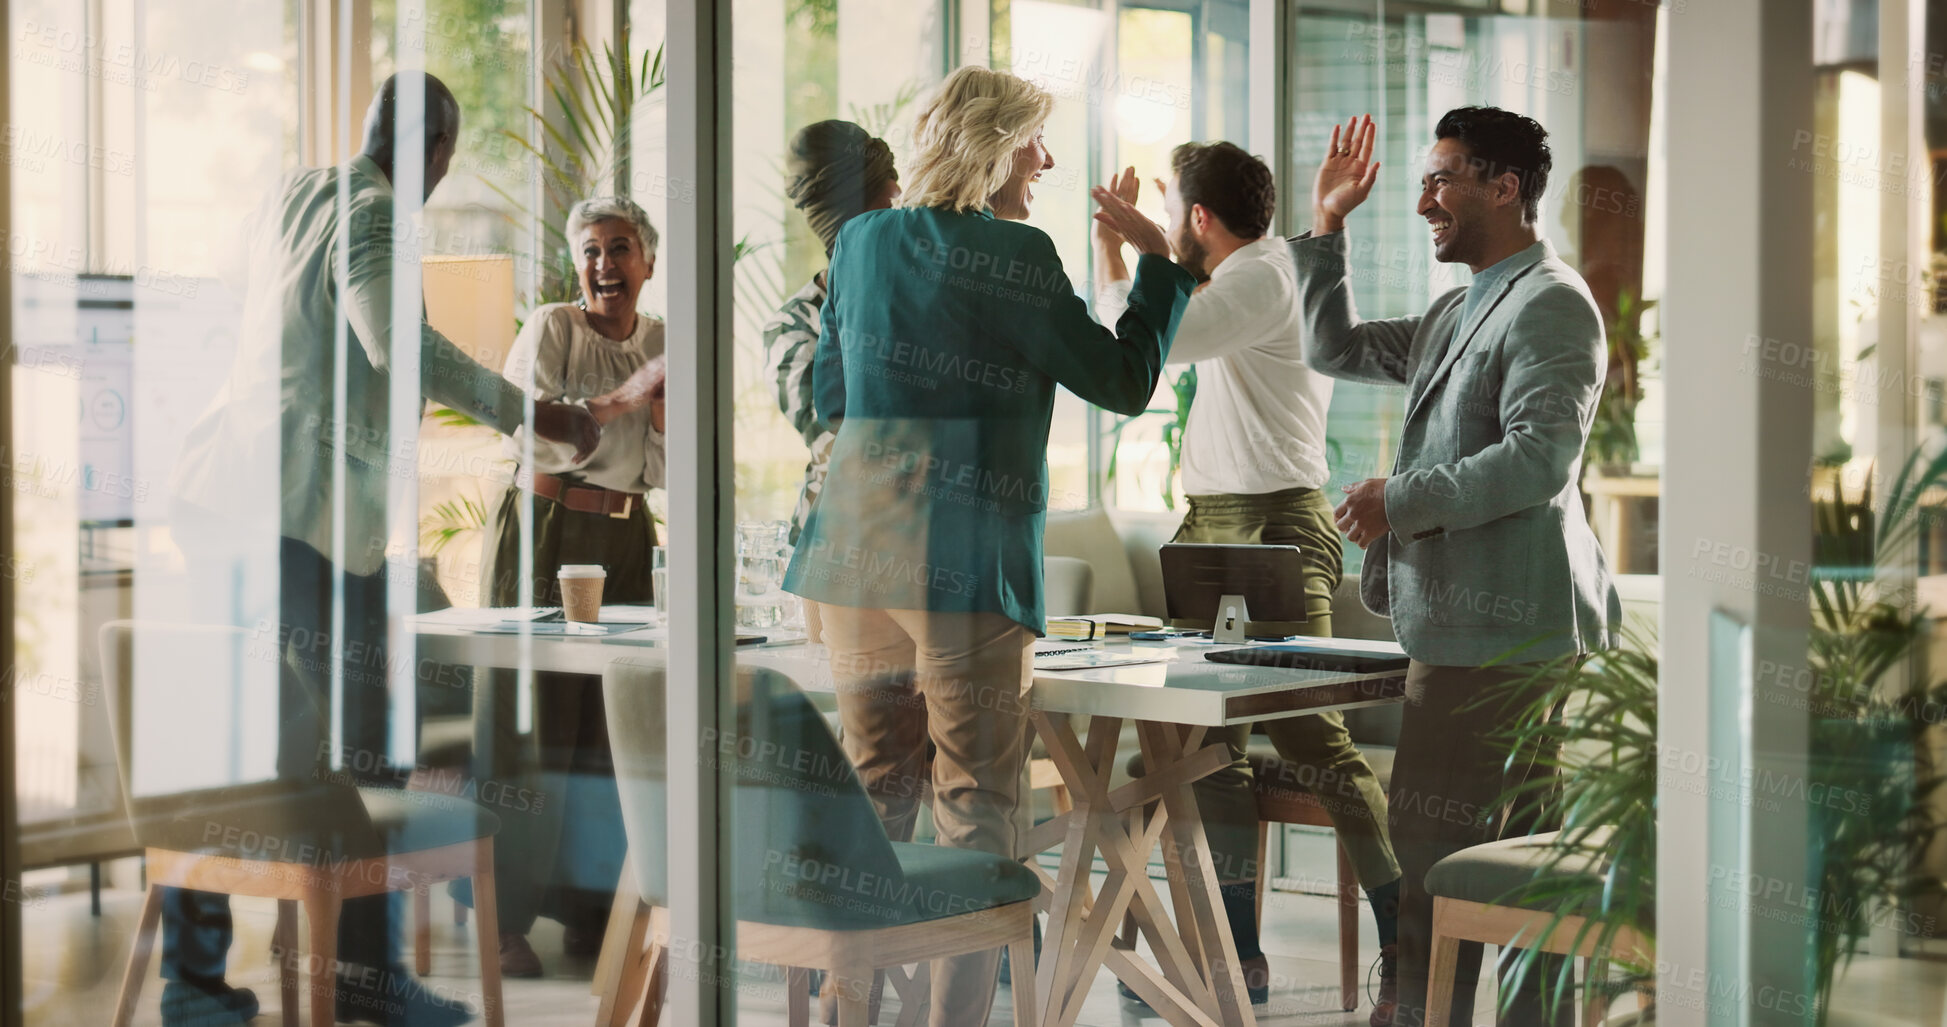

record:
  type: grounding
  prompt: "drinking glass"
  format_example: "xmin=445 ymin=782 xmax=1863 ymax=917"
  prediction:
xmin=651 ymin=546 xmax=668 ymax=619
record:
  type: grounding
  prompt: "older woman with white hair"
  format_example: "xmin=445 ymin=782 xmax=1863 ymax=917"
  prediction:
xmin=463 ymin=195 xmax=667 ymax=978
xmin=782 ymin=65 xmax=1194 ymax=1026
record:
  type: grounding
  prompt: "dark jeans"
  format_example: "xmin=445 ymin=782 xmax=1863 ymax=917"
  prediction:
xmin=161 ymin=536 xmax=398 ymax=982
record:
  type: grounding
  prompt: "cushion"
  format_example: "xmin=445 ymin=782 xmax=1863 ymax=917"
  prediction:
xmin=1330 ymin=570 xmax=1396 ymax=642
xmin=1110 ymin=509 xmax=1185 ymax=619
xmin=142 ymin=783 xmax=499 ymax=863
xmin=887 ymin=841 xmax=1042 ymax=921
xmin=1044 ymin=507 xmax=1142 ymax=614
xmin=1043 ymin=556 xmax=1095 ymax=618
xmin=362 ymin=787 xmax=504 ymax=854
xmin=1422 ymin=830 xmax=1615 ymax=913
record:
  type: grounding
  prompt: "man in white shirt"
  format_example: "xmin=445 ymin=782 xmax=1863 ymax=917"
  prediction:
xmin=167 ymin=73 xmax=598 ymax=1027
xmin=1094 ymin=142 xmax=1400 ymax=1020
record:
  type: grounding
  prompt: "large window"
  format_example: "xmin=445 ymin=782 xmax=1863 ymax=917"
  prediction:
xmin=1289 ymin=1 xmax=1661 ymax=577
xmin=14 ymin=3 xmax=1947 ymax=1027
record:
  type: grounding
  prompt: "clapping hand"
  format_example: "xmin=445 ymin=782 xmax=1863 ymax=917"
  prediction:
xmin=588 ymin=354 xmax=667 ymax=431
xmin=1312 ymin=113 xmax=1381 ymax=236
xmin=1092 ymin=167 xmax=1141 ymax=249
xmin=1091 ymin=181 xmax=1169 ymax=259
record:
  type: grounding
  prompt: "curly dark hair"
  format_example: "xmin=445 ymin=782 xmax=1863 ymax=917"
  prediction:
xmin=1434 ymin=106 xmax=1552 ymax=224
xmin=1169 ymin=141 xmax=1275 ymax=240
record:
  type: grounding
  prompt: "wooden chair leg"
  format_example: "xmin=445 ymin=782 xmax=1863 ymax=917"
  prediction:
xmin=599 ymin=901 xmax=653 ymax=1027
xmin=831 ymin=959 xmax=873 ymax=1027
xmin=786 ymin=967 xmax=812 ymax=1027
xmin=1052 ymin=784 xmax=1072 ymax=815
xmin=301 ymin=890 xmax=340 ymax=1027
xmin=1254 ymin=822 xmax=1270 ymax=925
xmin=890 ymin=963 xmax=928 ymax=1027
xmin=1424 ymin=898 xmax=1462 ymax=1027
xmin=593 ymin=864 xmax=643 ymax=1000
xmin=1010 ymin=933 xmax=1040 ymax=1027
xmin=472 ymin=839 xmax=507 ymax=1027
xmin=110 ymin=882 xmax=164 ymax=1027
xmin=635 ymin=942 xmax=669 ymax=1027
xmin=275 ymin=899 xmax=300 ymax=1027
xmin=1336 ymin=840 xmax=1359 ymax=1012
xmin=1580 ymin=958 xmax=1608 ymax=1027
xmin=414 ymin=886 xmax=433 ymax=976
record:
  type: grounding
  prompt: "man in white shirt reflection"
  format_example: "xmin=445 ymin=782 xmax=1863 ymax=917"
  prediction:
xmin=166 ymin=72 xmax=598 ymax=1027
xmin=1093 ymin=142 xmax=1401 ymax=1019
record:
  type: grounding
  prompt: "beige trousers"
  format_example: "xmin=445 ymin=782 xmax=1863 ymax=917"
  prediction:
xmin=814 ymin=602 xmax=1035 ymax=1027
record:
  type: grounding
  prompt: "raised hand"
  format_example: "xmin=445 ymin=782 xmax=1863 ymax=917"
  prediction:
xmin=1312 ymin=113 xmax=1381 ymax=235
xmin=1091 ymin=184 xmax=1169 ymax=259
xmin=1092 ymin=166 xmax=1140 ymax=249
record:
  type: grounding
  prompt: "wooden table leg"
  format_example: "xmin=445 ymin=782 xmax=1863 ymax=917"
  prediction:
xmin=1030 ymin=713 xmax=1117 ymax=1021
xmin=1139 ymin=720 xmax=1255 ymax=1027
xmin=1026 ymin=712 xmax=1244 ymax=1027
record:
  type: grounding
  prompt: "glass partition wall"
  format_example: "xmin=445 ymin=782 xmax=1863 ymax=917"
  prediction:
xmin=9 ymin=0 xmax=1947 ymax=1025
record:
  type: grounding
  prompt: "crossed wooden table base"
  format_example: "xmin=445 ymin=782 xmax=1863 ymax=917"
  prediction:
xmin=1026 ymin=712 xmax=1255 ymax=1027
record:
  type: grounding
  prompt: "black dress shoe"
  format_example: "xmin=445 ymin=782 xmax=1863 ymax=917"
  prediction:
xmin=160 ymin=980 xmax=259 ymax=1026
xmin=335 ymin=964 xmax=476 ymax=1026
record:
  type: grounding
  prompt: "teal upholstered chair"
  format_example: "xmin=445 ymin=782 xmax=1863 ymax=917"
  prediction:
xmin=98 ymin=621 xmax=507 ymax=1027
xmin=596 ymin=658 xmax=1040 ymax=1027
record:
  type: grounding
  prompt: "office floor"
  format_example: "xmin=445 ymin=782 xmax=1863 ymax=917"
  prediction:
xmin=18 ymin=860 xmax=1940 ymax=1025
xmin=21 ymin=857 xmax=1465 ymax=1027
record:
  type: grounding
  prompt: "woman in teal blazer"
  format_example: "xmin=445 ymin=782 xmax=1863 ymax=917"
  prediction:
xmin=781 ymin=65 xmax=1193 ymax=1027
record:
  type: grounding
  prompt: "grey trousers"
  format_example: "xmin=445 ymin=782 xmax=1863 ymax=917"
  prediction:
xmin=1389 ymin=660 xmax=1570 ymax=1027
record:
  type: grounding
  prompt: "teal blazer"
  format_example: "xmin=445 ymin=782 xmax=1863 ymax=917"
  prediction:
xmin=782 ymin=206 xmax=1195 ymax=632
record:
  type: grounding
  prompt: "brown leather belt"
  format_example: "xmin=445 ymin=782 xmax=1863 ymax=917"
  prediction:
xmin=521 ymin=470 xmax=638 ymax=519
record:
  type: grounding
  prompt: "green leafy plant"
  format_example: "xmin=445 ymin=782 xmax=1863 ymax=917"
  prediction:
xmin=1103 ymin=367 xmax=1197 ymax=510
xmin=1481 ymin=438 xmax=1947 ymax=1025
xmin=425 ymin=405 xmax=487 ymax=430
xmin=1585 ymin=289 xmax=1655 ymax=475
xmin=1471 ymin=634 xmax=1659 ymax=1017
xmin=482 ymin=24 xmax=666 ymax=308
xmin=420 ymin=489 xmax=491 ymax=556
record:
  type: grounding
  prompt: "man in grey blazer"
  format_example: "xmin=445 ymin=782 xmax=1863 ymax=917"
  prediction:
xmin=1289 ymin=108 xmax=1621 ymax=1026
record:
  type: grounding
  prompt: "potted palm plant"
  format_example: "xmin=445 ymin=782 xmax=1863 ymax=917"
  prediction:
xmin=1478 ymin=439 xmax=1947 ymax=1026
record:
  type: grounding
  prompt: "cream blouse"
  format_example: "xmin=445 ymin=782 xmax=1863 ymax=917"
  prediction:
xmin=500 ymin=303 xmax=666 ymax=493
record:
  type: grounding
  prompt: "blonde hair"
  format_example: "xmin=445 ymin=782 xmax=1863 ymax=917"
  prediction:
xmin=901 ymin=66 xmax=1054 ymax=214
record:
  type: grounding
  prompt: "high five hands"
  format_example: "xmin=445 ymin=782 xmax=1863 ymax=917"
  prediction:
xmin=1091 ymin=169 xmax=1170 ymax=259
xmin=1312 ymin=113 xmax=1380 ymax=236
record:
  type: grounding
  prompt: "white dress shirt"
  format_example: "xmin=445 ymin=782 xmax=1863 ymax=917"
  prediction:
xmin=1096 ymin=236 xmax=1334 ymax=496
xmin=500 ymin=303 xmax=666 ymax=493
xmin=171 ymin=154 xmax=528 ymax=575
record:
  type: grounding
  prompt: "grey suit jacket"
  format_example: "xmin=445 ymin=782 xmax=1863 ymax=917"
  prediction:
xmin=1289 ymin=230 xmax=1621 ymax=666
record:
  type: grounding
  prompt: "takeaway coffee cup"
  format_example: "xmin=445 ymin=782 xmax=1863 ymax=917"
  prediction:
xmin=558 ymin=565 xmax=607 ymax=623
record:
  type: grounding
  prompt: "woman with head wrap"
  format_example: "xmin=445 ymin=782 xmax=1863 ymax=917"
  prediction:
xmin=760 ymin=119 xmax=901 ymax=560
xmin=460 ymin=196 xmax=667 ymax=978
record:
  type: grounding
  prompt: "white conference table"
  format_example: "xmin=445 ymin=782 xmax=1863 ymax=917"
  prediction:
xmin=412 ymin=609 xmax=1408 ymax=1027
